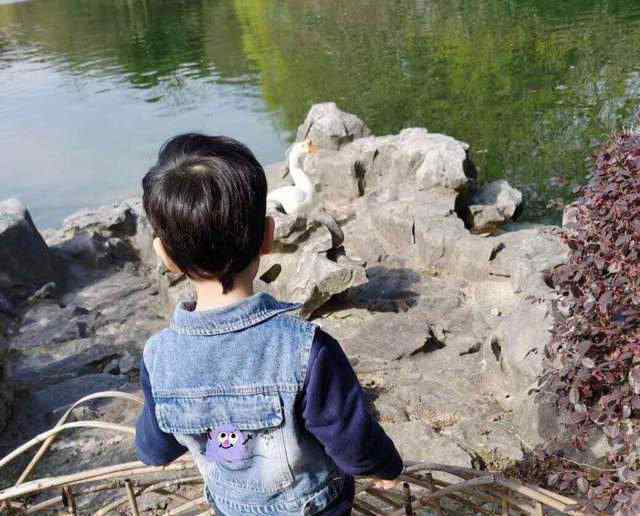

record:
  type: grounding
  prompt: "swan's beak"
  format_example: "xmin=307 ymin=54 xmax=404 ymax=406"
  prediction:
xmin=308 ymin=142 xmax=319 ymax=155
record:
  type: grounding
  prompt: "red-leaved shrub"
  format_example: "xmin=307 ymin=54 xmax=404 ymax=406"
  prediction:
xmin=542 ymin=132 xmax=640 ymax=514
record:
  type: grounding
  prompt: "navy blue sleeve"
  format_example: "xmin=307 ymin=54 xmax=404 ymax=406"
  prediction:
xmin=135 ymin=358 xmax=187 ymax=466
xmin=301 ymin=329 xmax=403 ymax=479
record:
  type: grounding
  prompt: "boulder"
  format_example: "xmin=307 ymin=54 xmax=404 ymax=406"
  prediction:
xmin=10 ymin=301 xmax=99 ymax=352
xmin=47 ymin=201 xmax=139 ymax=266
xmin=127 ymin=198 xmax=157 ymax=269
xmin=296 ymin=102 xmax=371 ymax=150
xmin=467 ymin=180 xmax=523 ymax=233
xmin=0 ymin=198 xmax=55 ymax=300
xmin=11 ymin=338 xmax=120 ymax=387
xmin=344 ymin=131 xmax=474 ymax=198
xmin=61 ymin=202 xmax=137 ymax=238
xmin=402 ymin=131 xmax=473 ymax=191
xmin=257 ymin=218 xmax=366 ymax=319
xmin=30 ymin=373 xmax=129 ymax=417
xmin=302 ymin=147 xmax=373 ymax=205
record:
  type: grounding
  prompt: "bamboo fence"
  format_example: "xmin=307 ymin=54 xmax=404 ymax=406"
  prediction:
xmin=0 ymin=392 xmax=584 ymax=515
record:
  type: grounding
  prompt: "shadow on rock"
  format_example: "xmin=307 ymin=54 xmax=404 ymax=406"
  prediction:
xmin=342 ymin=266 xmax=422 ymax=313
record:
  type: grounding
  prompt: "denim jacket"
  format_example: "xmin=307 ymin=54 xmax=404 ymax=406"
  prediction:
xmin=143 ymin=293 xmax=346 ymax=515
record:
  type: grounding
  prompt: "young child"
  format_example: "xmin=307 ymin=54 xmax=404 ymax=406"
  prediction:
xmin=135 ymin=134 xmax=403 ymax=515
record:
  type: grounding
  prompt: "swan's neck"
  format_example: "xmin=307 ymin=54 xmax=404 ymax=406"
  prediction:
xmin=289 ymin=158 xmax=313 ymax=195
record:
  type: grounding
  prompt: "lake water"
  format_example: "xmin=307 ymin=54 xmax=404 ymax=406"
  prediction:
xmin=1 ymin=0 xmax=640 ymax=228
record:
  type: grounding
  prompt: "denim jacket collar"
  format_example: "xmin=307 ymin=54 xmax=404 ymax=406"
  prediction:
xmin=170 ymin=292 xmax=300 ymax=336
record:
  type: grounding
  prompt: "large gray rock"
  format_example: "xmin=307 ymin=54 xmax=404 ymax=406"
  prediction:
xmin=257 ymin=215 xmax=365 ymax=319
xmin=344 ymin=131 xmax=474 ymax=199
xmin=403 ymin=130 xmax=472 ymax=191
xmin=296 ymin=102 xmax=371 ymax=150
xmin=30 ymin=373 xmax=129 ymax=417
xmin=61 ymin=202 xmax=137 ymax=238
xmin=467 ymin=180 xmax=523 ymax=233
xmin=47 ymin=200 xmax=139 ymax=266
xmin=302 ymin=147 xmax=374 ymax=206
xmin=0 ymin=198 xmax=55 ymax=299
xmin=10 ymin=301 xmax=98 ymax=351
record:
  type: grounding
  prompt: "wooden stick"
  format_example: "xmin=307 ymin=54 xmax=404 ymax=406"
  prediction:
xmin=25 ymin=495 xmax=63 ymax=514
xmin=353 ymin=499 xmax=384 ymax=516
xmin=402 ymin=461 xmax=481 ymax=479
xmin=166 ymin=496 xmax=208 ymax=515
xmin=63 ymin=486 xmax=78 ymax=515
xmin=0 ymin=457 xmax=195 ymax=501
xmin=16 ymin=391 xmax=142 ymax=486
xmin=93 ymin=474 xmax=205 ymax=515
xmin=418 ymin=475 xmax=496 ymax=505
xmin=534 ymin=502 xmax=544 ymax=516
xmin=403 ymin=482 xmax=413 ymax=516
xmin=399 ymin=473 xmax=540 ymax=515
xmin=502 ymin=498 xmax=509 ymax=515
xmin=0 ymin=420 xmax=136 ymax=472
xmin=124 ymin=479 xmax=140 ymax=516
xmin=404 ymin=474 xmax=497 ymax=515
xmin=496 ymin=478 xmax=583 ymax=514
xmin=365 ymin=487 xmax=403 ymax=509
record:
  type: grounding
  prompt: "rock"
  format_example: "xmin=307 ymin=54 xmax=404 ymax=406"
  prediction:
xmin=61 ymin=202 xmax=137 ymax=239
xmin=344 ymin=131 xmax=474 ymax=198
xmin=407 ymin=132 xmax=473 ymax=191
xmin=488 ymin=225 xmax=568 ymax=298
xmin=125 ymin=198 xmax=157 ymax=269
xmin=11 ymin=338 xmax=121 ymax=387
xmin=511 ymin=394 xmax=561 ymax=450
xmin=31 ymin=374 xmax=129 ymax=416
xmin=0 ymin=291 xmax=16 ymax=316
xmin=302 ymin=147 xmax=373 ymax=204
xmin=562 ymin=202 xmax=580 ymax=233
xmin=46 ymin=201 xmax=139 ymax=266
xmin=385 ymin=421 xmax=473 ymax=472
xmin=269 ymin=210 xmax=308 ymax=244
xmin=0 ymin=344 xmax=13 ymax=432
xmin=103 ymin=357 xmax=121 ymax=375
xmin=10 ymin=301 xmax=99 ymax=351
xmin=467 ymin=180 xmax=523 ymax=232
xmin=157 ymin=271 xmax=196 ymax=315
xmin=494 ymin=298 xmax=553 ymax=393
xmin=0 ymin=198 xmax=55 ymax=300
xmin=257 ymin=221 xmax=366 ymax=319
xmin=118 ymin=351 xmax=139 ymax=374
xmin=25 ymin=281 xmax=57 ymax=305
xmin=296 ymin=102 xmax=371 ymax=150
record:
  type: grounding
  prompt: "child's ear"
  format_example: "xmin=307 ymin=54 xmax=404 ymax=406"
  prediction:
xmin=153 ymin=237 xmax=181 ymax=273
xmin=260 ymin=216 xmax=275 ymax=256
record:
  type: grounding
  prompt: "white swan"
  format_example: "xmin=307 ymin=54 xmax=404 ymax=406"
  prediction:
xmin=267 ymin=139 xmax=317 ymax=215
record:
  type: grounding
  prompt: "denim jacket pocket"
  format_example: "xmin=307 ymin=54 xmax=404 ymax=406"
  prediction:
xmin=156 ymin=392 xmax=295 ymax=495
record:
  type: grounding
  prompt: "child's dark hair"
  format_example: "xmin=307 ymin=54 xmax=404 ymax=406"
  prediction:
xmin=142 ymin=133 xmax=267 ymax=293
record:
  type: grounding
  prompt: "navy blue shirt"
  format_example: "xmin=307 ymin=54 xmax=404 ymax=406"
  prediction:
xmin=136 ymin=329 xmax=403 ymax=514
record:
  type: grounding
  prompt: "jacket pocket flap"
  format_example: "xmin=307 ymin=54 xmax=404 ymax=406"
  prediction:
xmin=155 ymin=393 xmax=284 ymax=434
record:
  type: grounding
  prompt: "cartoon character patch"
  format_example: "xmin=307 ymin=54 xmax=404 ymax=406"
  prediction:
xmin=205 ymin=424 xmax=253 ymax=464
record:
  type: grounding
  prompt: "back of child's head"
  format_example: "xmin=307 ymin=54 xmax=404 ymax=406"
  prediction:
xmin=142 ymin=133 xmax=267 ymax=293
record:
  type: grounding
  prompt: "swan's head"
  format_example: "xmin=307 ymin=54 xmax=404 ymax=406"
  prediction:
xmin=288 ymin=139 xmax=318 ymax=166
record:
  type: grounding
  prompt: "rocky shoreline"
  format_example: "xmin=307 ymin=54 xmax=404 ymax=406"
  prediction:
xmin=0 ymin=103 xmax=573 ymax=504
